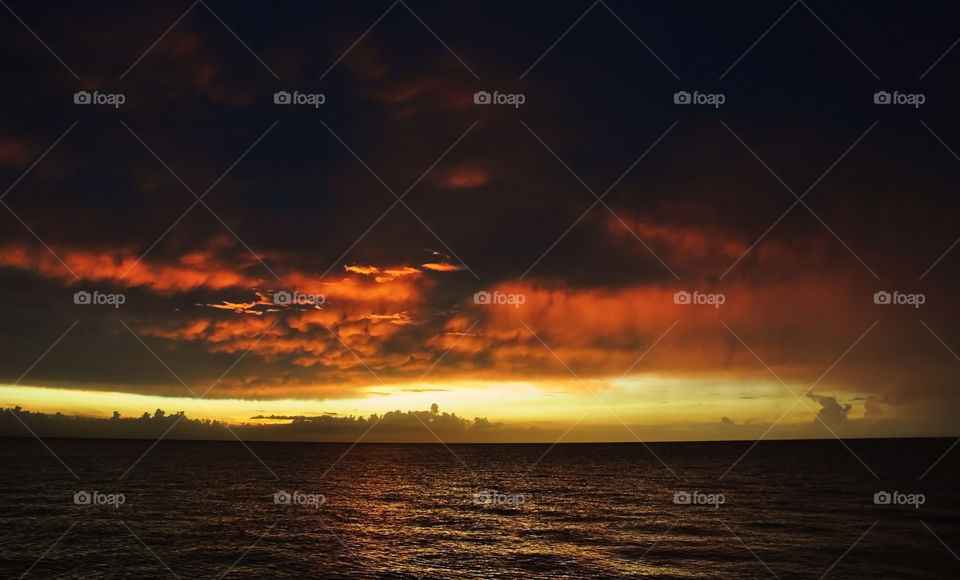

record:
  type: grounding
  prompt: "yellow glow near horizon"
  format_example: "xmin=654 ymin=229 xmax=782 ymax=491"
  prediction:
xmin=0 ymin=374 xmax=856 ymax=430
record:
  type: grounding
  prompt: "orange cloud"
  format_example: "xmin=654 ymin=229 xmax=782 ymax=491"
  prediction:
xmin=376 ymin=266 xmax=421 ymax=283
xmin=345 ymin=264 xmax=425 ymax=282
xmin=208 ymin=299 xmax=267 ymax=316
xmin=422 ymin=262 xmax=464 ymax=272
xmin=0 ymin=243 xmax=254 ymax=293
xmin=439 ymin=167 xmax=489 ymax=189
xmin=424 ymin=274 xmax=873 ymax=390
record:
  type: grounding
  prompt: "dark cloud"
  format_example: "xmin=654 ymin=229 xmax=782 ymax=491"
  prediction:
xmin=1 ymin=405 xmax=506 ymax=443
xmin=807 ymin=393 xmax=852 ymax=427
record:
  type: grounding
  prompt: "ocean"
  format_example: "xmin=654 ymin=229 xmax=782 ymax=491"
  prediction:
xmin=1 ymin=437 xmax=957 ymax=578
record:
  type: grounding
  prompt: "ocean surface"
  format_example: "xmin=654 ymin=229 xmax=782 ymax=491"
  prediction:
xmin=0 ymin=437 xmax=958 ymax=578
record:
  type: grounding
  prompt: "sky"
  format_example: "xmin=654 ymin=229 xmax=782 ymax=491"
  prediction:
xmin=1 ymin=0 xmax=960 ymax=442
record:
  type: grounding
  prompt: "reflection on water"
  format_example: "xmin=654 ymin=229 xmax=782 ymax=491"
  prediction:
xmin=0 ymin=438 xmax=958 ymax=578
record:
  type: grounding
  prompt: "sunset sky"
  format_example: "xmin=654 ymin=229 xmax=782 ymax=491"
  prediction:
xmin=2 ymin=1 xmax=959 ymax=442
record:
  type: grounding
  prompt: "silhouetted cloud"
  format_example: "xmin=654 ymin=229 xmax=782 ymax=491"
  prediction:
xmin=807 ymin=394 xmax=852 ymax=427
